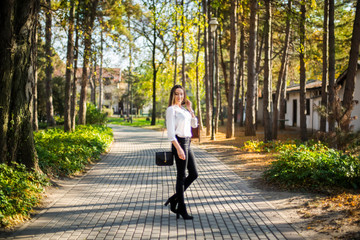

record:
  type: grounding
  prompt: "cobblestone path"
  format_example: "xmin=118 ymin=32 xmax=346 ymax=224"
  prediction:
xmin=2 ymin=125 xmax=303 ymax=240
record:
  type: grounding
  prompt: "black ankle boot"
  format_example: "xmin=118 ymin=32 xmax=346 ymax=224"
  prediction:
xmin=164 ymin=195 xmax=177 ymax=214
xmin=176 ymin=204 xmax=193 ymax=220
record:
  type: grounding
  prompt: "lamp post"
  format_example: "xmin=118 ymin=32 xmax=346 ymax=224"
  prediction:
xmin=209 ymin=17 xmax=218 ymax=140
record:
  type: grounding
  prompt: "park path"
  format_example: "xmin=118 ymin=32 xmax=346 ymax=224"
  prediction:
xmin=2 ymin=125 xmax=303 ymax=240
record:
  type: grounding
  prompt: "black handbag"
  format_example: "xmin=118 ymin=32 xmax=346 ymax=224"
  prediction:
xmin=156 ymin=127 xmax=174 ymax=166
xmin=155 ymin=151 xmax=174 ymax=166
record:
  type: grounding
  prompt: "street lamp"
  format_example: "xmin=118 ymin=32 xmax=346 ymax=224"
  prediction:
xmin=209 ymin=17 xmax=218 ymax=140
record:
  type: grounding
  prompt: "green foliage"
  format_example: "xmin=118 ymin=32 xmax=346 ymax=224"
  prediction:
xmin=264 ymin=143 xmax=360 ymax=190
xmin=242 ymin=139 xmax=298 ymax=153
xmin=0 ymin=163 xmax=49 ymax=226
xmin=35 ymin=125 xmax=113 ymax=177
xmin=86 ymin=103 xmax=108 ymax=125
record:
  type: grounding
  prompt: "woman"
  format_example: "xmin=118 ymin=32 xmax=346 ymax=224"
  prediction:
xmin=164 ymin=85 xmax=198 ymax=220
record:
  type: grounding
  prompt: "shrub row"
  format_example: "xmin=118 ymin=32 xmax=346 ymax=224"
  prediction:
xmin=263 ymin=142 xmax=360 ymax=190
xmin=35 ymin=125 xmax=113 ymax=177
xmin=0 ymin=125 xmax=113 ymax=227
xmin=0 ymin=163 xmax=48 ymax=226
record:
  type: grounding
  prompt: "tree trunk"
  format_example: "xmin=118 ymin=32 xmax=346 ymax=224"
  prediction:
xmin=71 ymin=8 xmax=79 ymax=131
xmin=273 ymin=0 xmax=292 ymax=138
xmin=33 ymin=18 xmax=39 ymax=131
xmin=320 ymin=0 xmax=328 ymax=132
xmin=215 ymin=31 xmax=220 ymax=134
xmin=245 ymin=0 xmax=258 ymax=136
xmin=98 ymin=21 xmax=103 ymax=112
xmin=279 ymin=61 xmax=288 ymax=130
xmin=206 ymin=1 xmax=212 ymax=136
xmin=299 ymin=2 xmax=307 ymax=141
xmin=328 ymin=0 xmax=335 ymax=132
xmin=151 ymin=15 xmax=158 ymax=125
xmin=0 ymin=0 xmax=41 ymax=170
xmin=64 ymin=0 xmax=75 ymax=132
xmin=341 ymin=0 xmax=360 ymax=131
xmin=263 ymin=0 xmax=272 ymax=142
xmin=196 ymin=24 xmax=203 ymax=137
xmin=238 ymin=8 xmax=245 ymax=127
xmin=181 ymin=0 xmax=186 ymax=87
xmin=219 ymin=35 xmax=229 ymax=99
xmin=173 ymin=0 xmax=178 ymax=85
xmin=226 ymin=0 xmax=237 ymax=138
xmin=78 ymin=0 xmax=98 ymax=125
xmin=45 ymin=0 xmax=55 ymax=126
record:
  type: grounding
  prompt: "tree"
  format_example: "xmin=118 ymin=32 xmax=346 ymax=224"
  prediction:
xmin=226 ymin=0 xmax=237 ymax=138
xmin=273 ymin=0 xmax=292 ymax=138
xmin=263 ymin=0 xmax=272 ymax=142
xmin=64 ymin=0 xmax=75 ymax=132
xmin=299 ymin=1 xmax=307 ymax=141
xmin=328 ymin=0 xmax=335 ymax=132
xmin=320 ymin=0 xmax=328 ymax=132
xmin=45 ymin=0 xmax=56 ymax=126
xmin=341 ymin=0 xmax=360 ymax=132
xmin=245 ymin=0 xmax=258 ymax=136
xmin=78 ymin=0 xmax=99 ymax=125
xmin=0 ymin=0 xmax=41 ymax=170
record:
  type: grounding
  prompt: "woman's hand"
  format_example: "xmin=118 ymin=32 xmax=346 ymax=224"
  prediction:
xmin=185 ymin=99 xmax=192 ymax=112
xmin=177 ymin=148 xmax=186 ymax=160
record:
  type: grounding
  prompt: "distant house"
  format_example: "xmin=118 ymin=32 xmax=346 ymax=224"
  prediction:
xmin=74 ymin=68 xmax=128 ymax=114
xmin=283 ymin=62 xmax=360 ymax=132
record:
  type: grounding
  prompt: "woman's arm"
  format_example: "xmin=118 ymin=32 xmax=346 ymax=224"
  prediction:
xmin=171 ymin=140 xmax=186 ymax=160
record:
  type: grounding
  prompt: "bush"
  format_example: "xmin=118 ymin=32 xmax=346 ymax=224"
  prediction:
xmin=86 ymin=103 xmax=108 ymax=124
xmin=0 ymin=163 xmax=48 ymax=226
xmin=35 ymin=125 xmax=113 ymax=177
xmin=242 ymin=139 xmax=298 ymax=153
xmin=264 ymin=143 xmax=360 ymax=190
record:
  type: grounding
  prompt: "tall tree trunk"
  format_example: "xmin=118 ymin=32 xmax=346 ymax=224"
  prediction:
xmin=45 ymin=0 xmax=55 ymax=126
xmin=151 ymin=13 xmax=158 ymax=125
xmin=263 ymin=0 xmax=272 ymax=142
xmin=64 ymin=0 xmax=75 ymax=132
xmin=98 ymin=20 xmax=103 ymax=112
xmin=245 ymin=0 xmax=258 ymax=136
xmin=78 ymin=0 xmax=98 ymax=125
xmin=173 ymin=0 xmax=178 ymax=85
xmin=320 ymin=0 xmax=328 ymax=132
xmin=215 ymin=30 xmax=220 ymax=133
xmin=206 ymin=1 xmax=213 ymax=136
xmin=279 ymin=60 xmax=288 ymax=130
xmin=71 ymin=9 xmax=79 ymax=131
xmin=181 ymin=0 xmax=186 ymax=87
xmin=238 ymin=8 xmax=245 ymax=127
xmin=202 ymin=0 xmax=210 ymax=136
xmin=219 ymin=33 xmax=229 ymax=99
xmin=299 ymin=2 xmax=307 ymax=141
xmin=226 ymin=0 xmax=237 ymax=138
xmin=196 ymin=24 xmax=203 ymax=137
xmin=273 ymin=0 xmax=292 ymax=138
xmin=33 ymin=19 xmax=39 ymax=131
xmin=328 ymin=0 xmax=335 ymax=132
xmin=341 ymin=0 xmax=360 ymax=131
xmin=0 ymin=0 xmax=40 ymax=170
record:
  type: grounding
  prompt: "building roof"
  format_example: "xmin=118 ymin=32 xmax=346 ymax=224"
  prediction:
xmin=286 ymin=80 xmax=322 ymax=93
xmin=336 ymin=61 xmax=360 ymax=86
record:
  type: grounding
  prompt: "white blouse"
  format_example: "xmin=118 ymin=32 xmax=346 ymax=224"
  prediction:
xmin=166 ymin=105 xmax=198 ymax=141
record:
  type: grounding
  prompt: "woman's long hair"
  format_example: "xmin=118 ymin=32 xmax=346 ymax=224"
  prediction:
xmin=168 ymin=85 xmax=187 ymax=106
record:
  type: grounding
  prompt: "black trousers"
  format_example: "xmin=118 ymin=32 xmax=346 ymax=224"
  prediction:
xmin=172 ymin=135 xmax=198 ymax=206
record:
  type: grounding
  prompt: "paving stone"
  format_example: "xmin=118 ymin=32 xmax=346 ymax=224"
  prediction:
xmin=1 ymin=125 xmax=303 ymax=240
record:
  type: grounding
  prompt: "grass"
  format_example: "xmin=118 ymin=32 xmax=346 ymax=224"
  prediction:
xmin=107 ymin=116 xmax=165 ymax=130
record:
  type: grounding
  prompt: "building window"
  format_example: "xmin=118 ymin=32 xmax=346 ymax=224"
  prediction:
xmin=104 ymin=77 xmax=112 ymax=86
xmin=105 ymin=93 xmax=112 ymax=100
xmin=306 ymin=98 xmax=310 ymax=115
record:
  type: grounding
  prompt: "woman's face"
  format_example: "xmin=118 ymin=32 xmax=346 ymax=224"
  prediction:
xmin=174 ymin=88 xmax=184 ymax=106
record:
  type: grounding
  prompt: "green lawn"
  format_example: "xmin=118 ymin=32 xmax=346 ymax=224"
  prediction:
xmin=107 ymin=116 xmax=165 ymax=130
